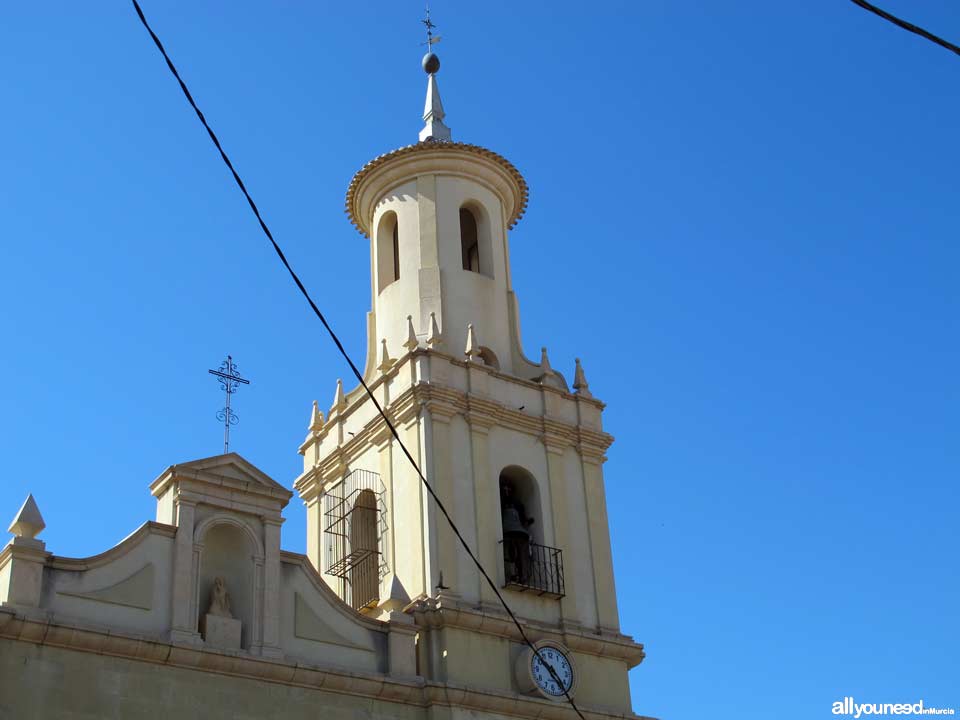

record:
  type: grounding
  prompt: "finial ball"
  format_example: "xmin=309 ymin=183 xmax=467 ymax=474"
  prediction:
xmin=422 ymin=52 xmax=440 ymax=74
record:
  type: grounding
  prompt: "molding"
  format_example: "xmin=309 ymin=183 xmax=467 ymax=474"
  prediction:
xmin=46 ymin=522 xmax=176 ymax=572
xmin=346 ymin=142 xmax=529 ymax=238
xmin=0 ymin=613 xmax=651 ymax=720
xmin=410 ymin=599 xmax=645 ymax=668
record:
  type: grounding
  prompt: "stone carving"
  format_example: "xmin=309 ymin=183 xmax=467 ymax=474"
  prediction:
xmin=207 ymin=576 xmax=233 ymax=618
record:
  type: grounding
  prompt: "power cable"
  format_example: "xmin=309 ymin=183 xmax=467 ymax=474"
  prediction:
xmin=129 ymin=2 xmax=587 ymax=717
xmin=848 ymin=0 xmax=960 ymax=57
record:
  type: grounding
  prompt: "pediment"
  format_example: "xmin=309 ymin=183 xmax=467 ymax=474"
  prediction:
xmin=150 ymin=453 xmax=292 ymax=506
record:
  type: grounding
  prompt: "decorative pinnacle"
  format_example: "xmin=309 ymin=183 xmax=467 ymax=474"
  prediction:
xmin=309 ymin=400 xmax=324 ymax=433
xmin=573 ymin=358 xmax=593 ymax=398
xmin=404 ymin=315 xmax=420 ymax=352
xmin=8 ymin=494 xmax=45 ymax=540
xmin=378 ymin=339 xmax=397 ymax=374
xmin=540 ymin=347 xmax=554 ymax=376
xmin=331 ymin=378 xmax=346 ymax=415
xmin=465 ymin=323 xmax=481 ymax=362
xmin=427 ymin=312 xmax=443 ymax=348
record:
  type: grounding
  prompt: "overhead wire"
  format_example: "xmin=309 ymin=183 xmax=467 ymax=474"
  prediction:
xmin=847 ymin=0 xmax=960 ymax=57
xmin=129 ymin=2 xmax=586 ymax=718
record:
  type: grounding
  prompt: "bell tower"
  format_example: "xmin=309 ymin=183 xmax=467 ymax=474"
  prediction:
xmin=295 ymin=35 xmax=643 ymax=712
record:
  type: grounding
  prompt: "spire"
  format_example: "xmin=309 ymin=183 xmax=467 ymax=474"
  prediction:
xmin=8 ymin=494 xmax=45 ymax=540
xmin=418 ymin=8 xmax=451 ymax=142
xmin=573 ymin=358 xmax=593 ymax=399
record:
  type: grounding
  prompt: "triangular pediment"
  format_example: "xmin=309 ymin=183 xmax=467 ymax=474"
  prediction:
xmin=150 ymin=453 xmax=292 ymax=505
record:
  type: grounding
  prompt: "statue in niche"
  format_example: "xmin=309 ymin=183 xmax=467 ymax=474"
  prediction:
xmin=206 ymin=576 xmax=233 ymax=618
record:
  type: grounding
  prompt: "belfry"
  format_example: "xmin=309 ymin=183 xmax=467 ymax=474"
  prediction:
xmin=0 ymin=23 xmax=651 ymax=720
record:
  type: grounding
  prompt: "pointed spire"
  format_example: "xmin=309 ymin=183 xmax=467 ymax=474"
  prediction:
xmin=573 ymin=358 xmax=593 ymax=398
xmin=378 ymin=339 xmax=396 ymax=374
xmin=465 ymin=323 xmax=481 ymax=362
xmin=309 ymin=400 xmax=324 ymax=432
xmin=427 ymin=312 xmax=442 ymax=348
xmin=419 ymin=48 xmax=451 ymax=142
xmin=403 ymin=315 xmax=420 ymax=352
xmin=8 ymin=494 xmax=45 ymax=540
xmin=539 ymin=347 xmax=553 ymax=376
xmin=330 ymin=378 xmax=346 ymax=415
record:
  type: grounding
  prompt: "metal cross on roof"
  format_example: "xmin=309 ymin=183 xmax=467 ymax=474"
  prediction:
xmin=421 ymin=4 xmax=441 ymax=51
xmin=208 ymin=355 xmax=250 ymax=454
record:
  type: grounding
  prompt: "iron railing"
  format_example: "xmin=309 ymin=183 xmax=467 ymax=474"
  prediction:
xmin=323 ymin=469 xmax=388 ymax=611
xmin=503 ymin=541 xmax=565 ymax=598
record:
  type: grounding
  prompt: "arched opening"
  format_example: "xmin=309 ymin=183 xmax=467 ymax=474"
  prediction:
xmin=348 ymin=489 xmax=379 ymax=611
xmin=376 ymin=211 xmax=400 ymax=293
xmin=499 ymin=467 xmax=541 ymax=583
xmin=460 ymin=207 xmax=479 ymax=272
xmin=198 ymin=521 xmax=256 ymax=649
xmin=498 ymin=466 xmax=564 ymax=596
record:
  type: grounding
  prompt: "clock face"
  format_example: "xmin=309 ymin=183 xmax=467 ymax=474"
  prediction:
xmin=530 ymin=645 xmax=574 ymax=698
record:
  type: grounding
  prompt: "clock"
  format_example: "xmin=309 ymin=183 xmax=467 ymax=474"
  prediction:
xmin=515 ymin=641 xmax=578 ymax=700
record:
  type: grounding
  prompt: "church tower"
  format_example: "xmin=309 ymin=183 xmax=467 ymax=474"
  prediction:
xmin=295 ymin=37 xmax=643 ymax=709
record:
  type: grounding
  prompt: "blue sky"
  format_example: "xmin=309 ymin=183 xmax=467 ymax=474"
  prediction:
xmin=1 ymin=2 xmax=957 ymax=719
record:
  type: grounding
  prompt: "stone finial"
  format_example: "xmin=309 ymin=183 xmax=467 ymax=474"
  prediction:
xmin=427 ymin=312 xmax=442 ymax=348
xmin=378 ymin=339 xmax=397 ymax=374
xmin=403 ymin=315 xmax=419 ymax=352
xmin=330 ymin=379 xmax=346 ymax=415
xmin=539 ymin=347 xmax=553 ymax=375
xmin=8 ymin=494 xmax=45 ymax=540
xmin=465 ymin=323 xmax=481 ymax=362
xmin=309 ymin=400 xmax=324 ymax=432
xmin=573 ymin=357 xmax=593 ymax=398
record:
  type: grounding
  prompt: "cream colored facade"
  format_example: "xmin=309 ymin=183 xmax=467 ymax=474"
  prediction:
xmin=0 ymin=53 xmax=650 ymax=720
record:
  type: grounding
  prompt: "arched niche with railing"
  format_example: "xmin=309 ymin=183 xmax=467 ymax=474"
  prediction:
xmin=498 ymin=466 xmax=565 ymax=598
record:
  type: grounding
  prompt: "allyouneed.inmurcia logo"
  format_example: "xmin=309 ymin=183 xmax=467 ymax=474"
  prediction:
xmin=833 ymin=698 xmax=956 ymax=717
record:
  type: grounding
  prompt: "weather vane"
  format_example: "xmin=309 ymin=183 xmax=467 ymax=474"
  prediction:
xmin=208 ymin=355 xmax=250 ymax=454
xmin=421 ymin=3 xmax=441 ymax=52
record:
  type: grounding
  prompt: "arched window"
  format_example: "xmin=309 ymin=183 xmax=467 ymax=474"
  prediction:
xmin=349 ymin=489 xmax=379 ymax=610
xmin=460 ymin=207 xmax=480 ymax=273
xmin=376 ymin=211 xmax=399 ymax=293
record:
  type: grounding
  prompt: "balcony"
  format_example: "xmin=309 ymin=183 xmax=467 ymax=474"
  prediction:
xmin=503 ymin=541 xmax=565 ymax=598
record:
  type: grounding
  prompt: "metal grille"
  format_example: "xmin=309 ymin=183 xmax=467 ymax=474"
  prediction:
xmin=322 ymin=469 xmax=388 ymax=611
xmin=503 ymin=541 xmax=565 ymax=598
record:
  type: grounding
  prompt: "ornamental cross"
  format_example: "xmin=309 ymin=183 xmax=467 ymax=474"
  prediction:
xmin=421 ymin=4 xmax=441 ymax=51
xmin=208 ymin=355 xmax=250 ymax=454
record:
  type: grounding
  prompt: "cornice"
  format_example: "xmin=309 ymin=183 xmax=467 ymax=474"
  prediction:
xmin=346 ymin=141 xmax=529 ymax=237
xmin=299 ymin=379 xmax=613 ymax=493
xmin=0 ymin=613 xmax=651 ymax=720
xmin=410 ymin=600 xmax=646 ymax=669
xmin=45 ymin=522 xmax=176 ymax=572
